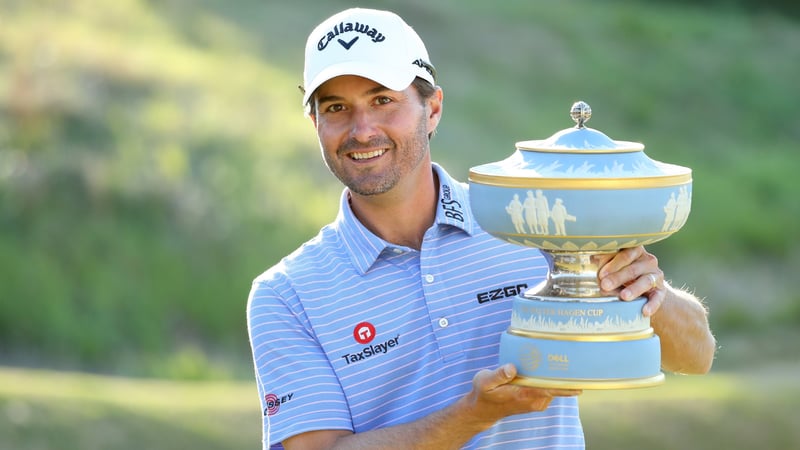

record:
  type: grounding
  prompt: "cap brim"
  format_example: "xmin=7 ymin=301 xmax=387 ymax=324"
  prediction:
xmin=303 ymin=61 xmax=419 ymax=106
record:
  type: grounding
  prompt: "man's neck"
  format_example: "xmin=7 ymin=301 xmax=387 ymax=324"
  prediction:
xmin=348 ymin=166 xmax=439 ymax=250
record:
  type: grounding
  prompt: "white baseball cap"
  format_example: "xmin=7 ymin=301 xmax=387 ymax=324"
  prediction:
xmin=302 ymin=8 xmax=436 ymax=105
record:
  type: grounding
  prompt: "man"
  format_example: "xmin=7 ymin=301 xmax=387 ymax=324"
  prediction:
xmin=248 ymin=8 xmax=715 ymax=450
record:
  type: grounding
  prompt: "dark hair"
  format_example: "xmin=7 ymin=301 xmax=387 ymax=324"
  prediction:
xmin=410 ymin=77 xmax=437 ymax=103
xmin=411 ymin=78 xmax=439 ymax=140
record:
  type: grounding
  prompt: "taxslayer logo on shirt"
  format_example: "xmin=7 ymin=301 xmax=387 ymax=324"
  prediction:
xmin=341 ymin=322 xmax=400 ymax=365
xmin=353 ymin=321 xmax=376 ymax=344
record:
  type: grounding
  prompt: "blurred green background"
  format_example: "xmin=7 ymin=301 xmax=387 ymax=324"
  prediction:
xmin=1 ymin=0 xmax=798 ymax=448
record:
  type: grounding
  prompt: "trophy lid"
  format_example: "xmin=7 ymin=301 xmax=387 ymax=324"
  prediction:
xmin=469 ymin=101 xmax=691 ymax=188
xmin=515 ymin=101 xmax=643 ymax=153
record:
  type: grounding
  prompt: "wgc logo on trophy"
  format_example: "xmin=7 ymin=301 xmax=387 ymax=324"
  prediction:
xmin=469 ymin=101 xmax=692 ymax=389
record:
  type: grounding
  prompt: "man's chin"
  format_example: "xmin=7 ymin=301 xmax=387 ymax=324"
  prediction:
xmin=347 ymin=180 xmax=395 ymax=197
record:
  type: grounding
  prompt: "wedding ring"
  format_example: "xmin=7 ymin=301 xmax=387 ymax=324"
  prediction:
xmin=647 ymin=273 xmax=658 ymax=290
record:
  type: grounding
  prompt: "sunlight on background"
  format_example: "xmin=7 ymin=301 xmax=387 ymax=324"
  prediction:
xmin=1 ymin=0 xmax=798 ymax=449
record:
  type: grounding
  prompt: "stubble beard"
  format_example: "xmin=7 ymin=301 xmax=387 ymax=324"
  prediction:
xmin=326 ymin=119 xmax=429 ymax=197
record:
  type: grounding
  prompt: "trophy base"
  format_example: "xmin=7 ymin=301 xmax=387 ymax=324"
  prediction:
xmin=510 ymin=373 xmax=665 ymax=390
xmin=500 ymin=296 xmax=663 ymax=390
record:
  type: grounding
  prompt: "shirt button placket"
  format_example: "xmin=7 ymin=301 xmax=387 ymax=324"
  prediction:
xmin=424 ymin=274 xmax=446 ymax=328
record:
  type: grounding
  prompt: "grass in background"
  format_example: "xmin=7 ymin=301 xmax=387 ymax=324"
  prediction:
xmin=2 ymin=364 xmax=798 ymax=450
xmin=0 ymin=366 xmax=261 ymax=450
xmin=0 ymin=0 xmax=797 ymax=376
xmin=1 ymin=2 xmax=796 ymax=448
xmin=581 ymin=363 xmax=800 ymax=449
xmin=1 ymin=2 xmax=797 ymax=448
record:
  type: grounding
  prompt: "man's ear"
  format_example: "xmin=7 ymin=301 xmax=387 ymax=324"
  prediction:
xmin=427 ymin=87 xmax=444 ymax=135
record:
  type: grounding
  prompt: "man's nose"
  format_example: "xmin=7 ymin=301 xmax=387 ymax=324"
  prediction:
xmin=348 ymin=107 xmax=378 ymax=142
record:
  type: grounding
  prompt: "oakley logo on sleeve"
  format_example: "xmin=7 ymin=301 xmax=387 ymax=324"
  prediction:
xmin=263 ymin=392 xmax=294 ymax=416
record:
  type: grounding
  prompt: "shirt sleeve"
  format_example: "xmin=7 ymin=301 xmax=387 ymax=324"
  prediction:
xmin=247 ymin=276 xmax=354 ymax=447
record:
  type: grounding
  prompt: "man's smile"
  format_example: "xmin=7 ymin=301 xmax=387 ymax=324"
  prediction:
xmin=349 ymin=149 xmax=387 ymax=161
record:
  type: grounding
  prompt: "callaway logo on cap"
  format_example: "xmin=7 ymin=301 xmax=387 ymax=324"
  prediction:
xmin=302 ymin=8 xmax=436 ymax=105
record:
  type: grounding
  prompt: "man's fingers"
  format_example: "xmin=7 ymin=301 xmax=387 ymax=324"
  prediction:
xmin=642 ymin=286 xmax=666 ymax=317
xmin=597 ymin=247 xmax=642 ymax=279
xmin=474 ymin=364 xmax=516 ymax=392
xmin=598 ymin=247 xmax=664 ymax=301
xmin=475 ymin=364 xmax=584 ymax=399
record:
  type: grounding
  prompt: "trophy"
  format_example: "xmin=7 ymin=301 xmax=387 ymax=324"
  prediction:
xmin=469 ymin=101 xmax=692 ymax=389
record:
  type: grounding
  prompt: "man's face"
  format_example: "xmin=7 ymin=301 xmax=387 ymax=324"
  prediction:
xmin=310 ymin=75 xmax=440 ymax=197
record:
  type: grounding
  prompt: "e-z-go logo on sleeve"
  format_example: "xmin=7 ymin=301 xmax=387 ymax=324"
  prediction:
xmin=342 ymin=322 xmax=400 ymax=365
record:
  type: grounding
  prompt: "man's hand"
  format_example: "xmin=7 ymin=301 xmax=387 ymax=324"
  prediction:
xmin=461 ymin=364 xmax=581 ymax=430
xmin=595 ymin=246 xmax=665 ymax=316
xmin=594 ymin=246 xmax=716 ymax=374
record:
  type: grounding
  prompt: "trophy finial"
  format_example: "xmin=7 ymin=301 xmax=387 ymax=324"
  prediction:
xmin=570 ymin=101 xmax=592 ymax=128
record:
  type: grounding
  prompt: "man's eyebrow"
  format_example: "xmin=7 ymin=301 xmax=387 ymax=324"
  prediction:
xmin=317 ymin=94 xmax=344 ymax=105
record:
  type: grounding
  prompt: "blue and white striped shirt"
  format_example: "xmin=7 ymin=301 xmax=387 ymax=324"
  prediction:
xmin=248 ymin=164 xmax=585 ymax=449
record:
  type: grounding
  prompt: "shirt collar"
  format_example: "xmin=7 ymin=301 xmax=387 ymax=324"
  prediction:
xmin=334 ymin=163 xmax=477 ymax=275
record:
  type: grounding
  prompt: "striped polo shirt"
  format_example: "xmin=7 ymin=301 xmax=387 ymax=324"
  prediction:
xmin=247 ymin=164 xmax=585 ymax=449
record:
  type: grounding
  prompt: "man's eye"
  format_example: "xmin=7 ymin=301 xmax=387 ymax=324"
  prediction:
xmin=325 ymin=104 xmax=345 ymax=113
xmin=375 ymin=96 xmax=392 ymax=105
